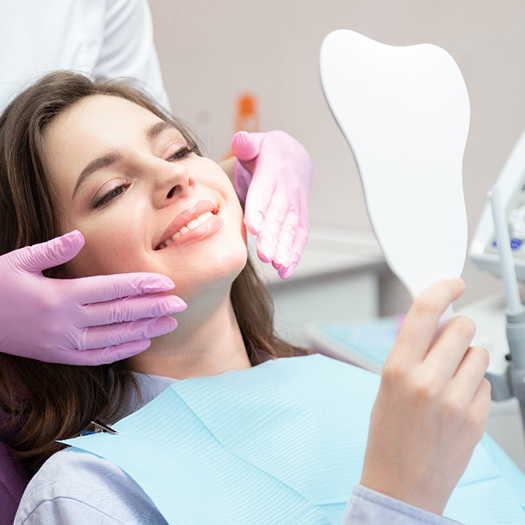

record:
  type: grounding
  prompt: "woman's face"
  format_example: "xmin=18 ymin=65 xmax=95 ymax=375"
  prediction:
xmin=43 ymin=94 xmax=247 ymax=300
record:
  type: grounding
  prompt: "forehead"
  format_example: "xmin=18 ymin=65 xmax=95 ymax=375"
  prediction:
xmin=42 ymin=95 xmax=172 ymax=180
xmin=44 ymin=94 xmax=163 ymax=148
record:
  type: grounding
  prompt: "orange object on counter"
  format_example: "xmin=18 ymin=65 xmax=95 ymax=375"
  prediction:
xmin=223 ymin=93 xmax=259 ymax=160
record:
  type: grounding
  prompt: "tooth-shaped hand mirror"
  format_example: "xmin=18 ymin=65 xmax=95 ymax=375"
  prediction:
xmin=320 ymin=30 xmax=470 ymax=325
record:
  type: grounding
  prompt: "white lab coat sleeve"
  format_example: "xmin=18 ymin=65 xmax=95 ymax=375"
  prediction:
xmin=95 ymin=0 xmax=170 ymax=109
xmin=341 ymin=484 xmax=462 ymax=525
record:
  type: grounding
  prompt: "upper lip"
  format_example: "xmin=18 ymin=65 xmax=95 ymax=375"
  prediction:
xmin=154 ymin=200 xmax=217 ymax=250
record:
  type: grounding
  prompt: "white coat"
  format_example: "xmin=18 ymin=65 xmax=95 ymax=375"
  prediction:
xmin=0 ymin=0 xmax=169 ymax=111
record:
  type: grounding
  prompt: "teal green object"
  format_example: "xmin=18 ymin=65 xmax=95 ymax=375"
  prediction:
xmin=62 ymin=355 xmax=525 ymax=524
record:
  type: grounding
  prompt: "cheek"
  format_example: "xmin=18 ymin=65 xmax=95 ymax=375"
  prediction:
xmin=65 ymin=222 xmax=147 ymax=278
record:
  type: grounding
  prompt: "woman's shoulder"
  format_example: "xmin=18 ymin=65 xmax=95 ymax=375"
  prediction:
xmin=15 ymin=448 xmax=167 ymax=524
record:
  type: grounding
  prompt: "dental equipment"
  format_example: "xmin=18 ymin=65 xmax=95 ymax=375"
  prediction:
xmin=320 ymin=30 xmax=470 ymax=326
xmin=471 ymin=128 xmax=525 ymax=282
xmin=488 ymin=184 xmax=525 ymax=436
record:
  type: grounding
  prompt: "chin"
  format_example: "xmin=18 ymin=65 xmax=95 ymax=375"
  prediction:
xmin=170 ymin=242 xmax=248 ymax=302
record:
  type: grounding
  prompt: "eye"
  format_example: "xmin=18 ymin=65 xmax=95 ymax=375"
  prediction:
xmin=167 ymin=145 xmax=197 ymax=162
xmin=93 ymin=181 xmax=131 ymax=209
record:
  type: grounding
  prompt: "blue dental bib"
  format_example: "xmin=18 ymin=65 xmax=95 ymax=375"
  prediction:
xmin=63 ymin=355 xmax=525 ymax=524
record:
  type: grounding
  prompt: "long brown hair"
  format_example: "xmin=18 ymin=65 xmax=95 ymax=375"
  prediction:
xmin=0 ymin=71 xmax=305 ymax=473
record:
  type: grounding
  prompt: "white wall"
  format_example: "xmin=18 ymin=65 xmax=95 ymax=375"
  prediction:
xmin=150 ymin=0 xmax=525 ymax=312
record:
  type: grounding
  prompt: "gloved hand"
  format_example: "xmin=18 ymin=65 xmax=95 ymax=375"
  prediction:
xmin=231 ymin=130 xmax=312 ymax=279
xmin=0 ymin=231 xmax=185 ymax=365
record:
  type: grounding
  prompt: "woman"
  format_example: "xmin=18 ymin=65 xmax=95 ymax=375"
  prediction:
xmin=0 ymin=0 xmax=313 ymax=370
xmin=0 ymin=72 xmax=514 ymax=524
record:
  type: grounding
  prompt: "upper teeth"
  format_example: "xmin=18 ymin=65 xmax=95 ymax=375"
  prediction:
xmin=157 ymin=211 xmax=214 ymax=250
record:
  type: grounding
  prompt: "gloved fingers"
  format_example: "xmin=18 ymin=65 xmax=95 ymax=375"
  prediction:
xmin=81 ymin=294 xmax=187 ymax=327
xmin=272 ymin=210 xmax=299 ymax=273
xmin=284 ymin=225 xmax=309 ymax=279
xmin=11 ymin=230 xmax=85 ymax=273
xmin=63 ymin=339 xmax=153 ymax=366
xmin=243 ymin=179 xmax=274 ymax=235
xmin=79 ymin=316 xmax=178 ymax=351
xmin=255 ymin=196 xmax=289 ymax=263
xmin=278 ymin=185 xmax=310 ymax=279
xmin=73 ymin=272 xmax=175 ymax=304
xmin=272 ymin=223 xmax=308 ymax=280
xmin=230 ymin=131 xmax=265 ymax=161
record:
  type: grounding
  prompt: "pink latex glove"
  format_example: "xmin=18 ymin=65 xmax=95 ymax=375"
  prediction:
xmin=231 ymin=130 xmax=312 ymax=279
xmin=0 ymin=231 xmax=185 ymax=365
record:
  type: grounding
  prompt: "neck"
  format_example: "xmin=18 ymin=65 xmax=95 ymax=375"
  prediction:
xmin=126 ymin=293 xmax=251 ymax=380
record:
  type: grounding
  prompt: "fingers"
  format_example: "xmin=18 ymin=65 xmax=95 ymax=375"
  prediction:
xmin=272 ymin=211 xmax=298 ymax=272
xmin=256 ymin=196 xmax=290 ymax=263
xmin=424 ymin=315 xmax=476 ymax=378
xmin=243 ymin=177 xmax=273 ymax=234
xmin=393 ymin=279 xmax=466 ymax=363
xmin=451 ymin=346 xmax=491 ymax=403
xmin=78 ymin=316 xmax=178 ymax=351
xmin=72 ymin=272 xmax=175 ymax=304
xmin=11 ymin=230 xmax=85 ymax=273
xmin=81 ymin=294 xmax=187 ymax=327
xmin=250 ymin=195 xmax=308 ymax=279
xmin=236 ymin=129 xmax=311 ymax=278
xmin=468 ymin=378 xmax=492 ymax=438
xmin=64 ymin=339 xmax=153 ymax=366
xmin=275 ymin=225 xmax=309 ymax=279
xmin=230 ymin=131 xmax=265 ymax=161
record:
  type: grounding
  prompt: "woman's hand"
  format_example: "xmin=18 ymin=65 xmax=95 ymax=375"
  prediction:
xmin=0 ymin=231 xmax=186 ymax=365
xmin=360 ymin=279 xmax=491 ymax=515
xmin=231 ymin=130 xmax=312 ymax=280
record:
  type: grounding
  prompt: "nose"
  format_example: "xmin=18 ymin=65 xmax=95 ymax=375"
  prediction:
xmin=152 ymin=161 xmax=195 ymax=208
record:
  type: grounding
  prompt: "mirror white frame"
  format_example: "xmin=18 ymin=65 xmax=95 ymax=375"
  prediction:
xmin=320 ymin=30 xmax=470 ymax=324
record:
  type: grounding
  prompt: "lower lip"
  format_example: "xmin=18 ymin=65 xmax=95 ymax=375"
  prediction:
xmin=158 ymin=213 xmax=223 ymax=250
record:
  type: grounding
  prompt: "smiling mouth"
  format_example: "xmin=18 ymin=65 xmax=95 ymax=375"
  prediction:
xmin=155 ymin=210 xmax=217 ymax=250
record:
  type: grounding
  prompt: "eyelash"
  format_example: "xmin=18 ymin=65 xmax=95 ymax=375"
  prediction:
xmin=93 ymin=145 xmax=198 ymax=209
xmin=167 ymin=144 xmax=197 ymax=162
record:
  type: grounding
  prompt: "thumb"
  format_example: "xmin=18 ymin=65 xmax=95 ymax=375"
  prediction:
xmin=231 ymin=131 xmax=265 ymax=162
xmin=11 ymin=230 xmax=85 ymax=273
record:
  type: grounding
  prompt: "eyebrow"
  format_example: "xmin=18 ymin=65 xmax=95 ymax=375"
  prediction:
xmin=72 ymin=121 xmax=178 ymax=199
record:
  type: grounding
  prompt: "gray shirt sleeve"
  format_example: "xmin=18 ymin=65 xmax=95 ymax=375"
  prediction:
xmin=342 ymin=484 xmax=462 ymax=525
xmin=14 ymin=449 xmax=168 ymax=525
